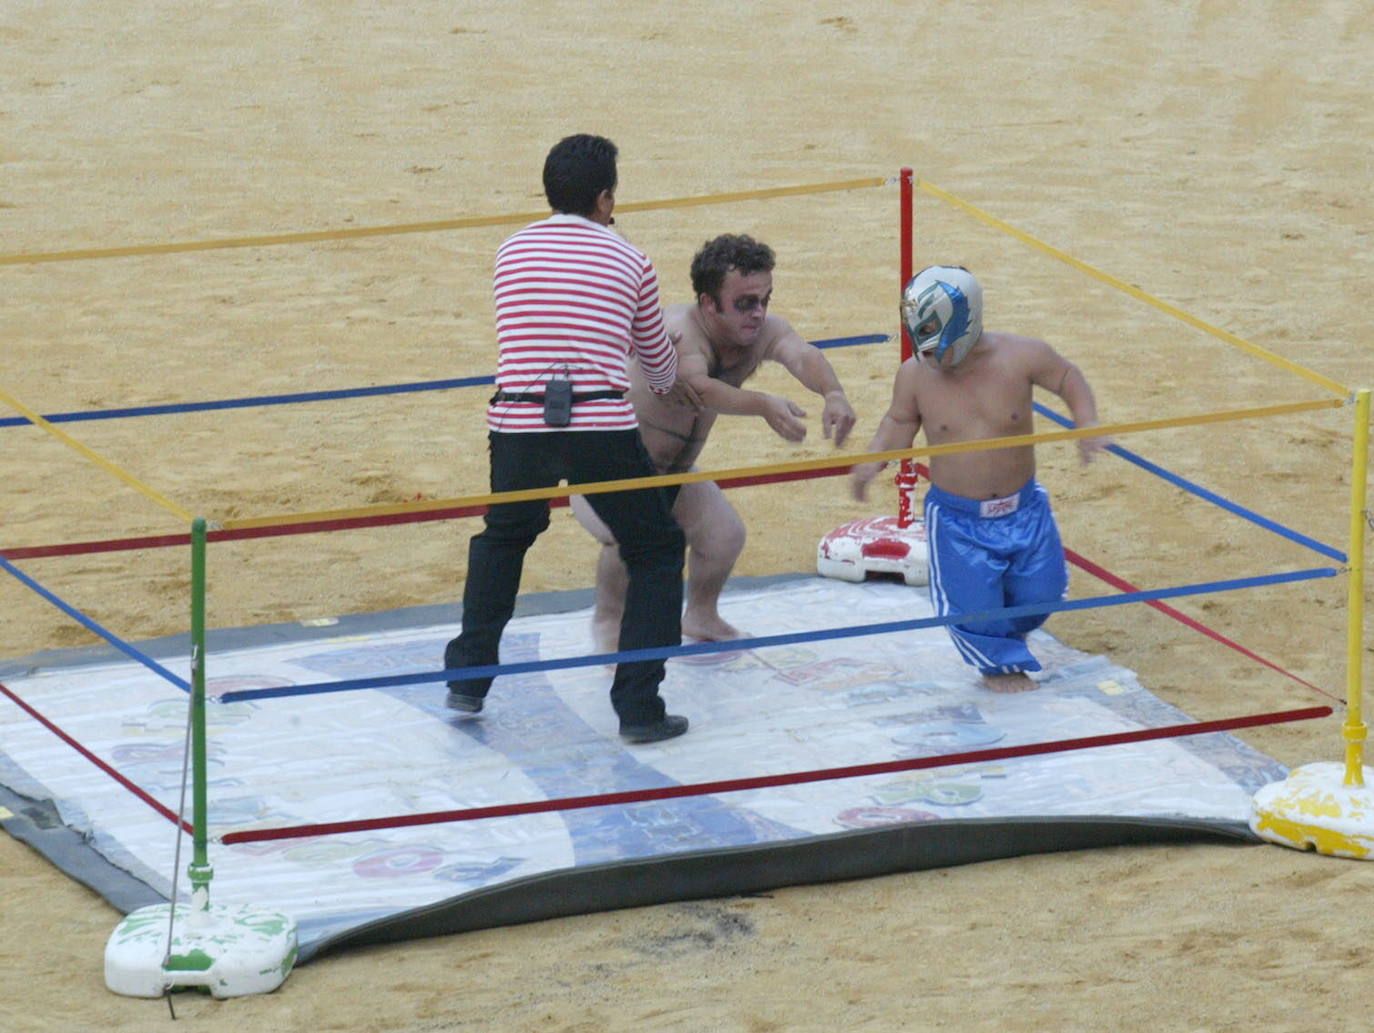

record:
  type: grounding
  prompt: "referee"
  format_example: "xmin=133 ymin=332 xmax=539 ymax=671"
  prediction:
xmin=443 ymin=134 xmax=698 ymax=744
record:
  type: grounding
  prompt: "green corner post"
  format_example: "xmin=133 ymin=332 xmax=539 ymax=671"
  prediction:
xmin=187 ymin=515 xmax=213 ymax=900
xmin=104 ymin=515 xmax=297 ymax=998
xmin=163 ymin=515 xmax=214 ymax=980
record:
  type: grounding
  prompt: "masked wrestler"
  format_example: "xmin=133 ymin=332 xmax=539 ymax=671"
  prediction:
xmin=851 ymin=266 xmax=1110 ymax=692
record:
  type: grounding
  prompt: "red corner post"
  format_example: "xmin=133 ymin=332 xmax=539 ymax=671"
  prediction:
xmin=896 ymin=168 xmax=919 ymax=527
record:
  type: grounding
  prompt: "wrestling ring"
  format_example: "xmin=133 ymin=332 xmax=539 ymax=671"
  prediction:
xmin=0 ymin=171 xmax=1366 ymax=998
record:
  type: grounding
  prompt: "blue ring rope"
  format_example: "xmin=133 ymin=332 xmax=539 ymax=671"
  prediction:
xmin=216 ymin=566 xmax=1334 ymax=702
xmin=0 ymin=334 xmax=889 ymax=428
xmin=0 ymin=375 xmax=497 ymax=428
xmin=0 ymin=555 xmax=189 ymax=691
xmin=1034 ymin=402 xmax=1346 ymax=562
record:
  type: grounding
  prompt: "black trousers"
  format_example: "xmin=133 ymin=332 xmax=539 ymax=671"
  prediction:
xmin=444 ymin=429 xmax=685 ymax=727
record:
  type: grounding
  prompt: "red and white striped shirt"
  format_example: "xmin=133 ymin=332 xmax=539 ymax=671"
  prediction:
xmin=486 ymin=213 xmax=678 ymax=433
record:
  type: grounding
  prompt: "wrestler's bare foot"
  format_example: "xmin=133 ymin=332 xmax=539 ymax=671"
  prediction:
xmin=682 ymin=609 xmax=744 ymax=642
xmin=981 ymin=672 xmax=1039 ymax=693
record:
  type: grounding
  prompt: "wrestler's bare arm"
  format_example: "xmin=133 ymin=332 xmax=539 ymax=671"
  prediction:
xmin=1024 ymin=335 xmax=1110 ymax=462
xmin=768 ymin=325 xmax=856 ymax=447
xmin=677 ymin=336 xmax=809 ymax=443
xmin=850 ymin=358 xmax=922 ymax=501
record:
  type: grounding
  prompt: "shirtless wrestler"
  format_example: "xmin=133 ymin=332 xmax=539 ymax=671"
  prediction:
xmin=851 ymin=265 xmax=1109 ymax=692
xmin=572 ymin=233 xmax=856 ymax=650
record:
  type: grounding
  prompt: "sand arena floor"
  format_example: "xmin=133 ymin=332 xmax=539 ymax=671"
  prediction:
xmin=2 ymin=3 xmax=1373 ymax=1031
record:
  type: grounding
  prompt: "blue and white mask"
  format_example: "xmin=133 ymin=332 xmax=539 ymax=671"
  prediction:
xmin=901 ymin=265 xmax=983 ymax=367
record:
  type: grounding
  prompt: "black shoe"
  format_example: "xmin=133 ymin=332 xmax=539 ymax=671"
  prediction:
xmin=445 ymin=690 xmax=484 ymax=714
xmin=619 ymin=714 xmax=689 ymax=744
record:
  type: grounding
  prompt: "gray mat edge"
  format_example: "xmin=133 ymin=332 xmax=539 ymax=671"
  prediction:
xmin=0 ymin=782 xmax=166 ymax=915
xmin=299 ymin=815 xmax=1260 ymax=963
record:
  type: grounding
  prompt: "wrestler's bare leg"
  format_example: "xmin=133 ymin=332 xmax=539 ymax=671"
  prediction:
xmin=675 ymin=481 xmax=746 ymax=642
xmin=569 ymin=495 xmax=625 ymax=655
xmin=571 ymin=484 xmax=746 ymax=645
xmin=981 ymin=672 xmax=1039 ymax=693
xmin=590 ymin=544 xmax=629 ymax=654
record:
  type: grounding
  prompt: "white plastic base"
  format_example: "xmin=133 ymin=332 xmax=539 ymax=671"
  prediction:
xmin=105 ymin=901 xmax=298 ymax=999
xmin=1250 ymin=761 xmax=1374 ymax=859
xmin=817 ymin=516 xmax=928 ymax=587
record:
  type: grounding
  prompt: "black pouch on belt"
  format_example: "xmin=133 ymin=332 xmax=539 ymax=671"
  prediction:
xmin=543 ymin=376 xmax=573 ymax=427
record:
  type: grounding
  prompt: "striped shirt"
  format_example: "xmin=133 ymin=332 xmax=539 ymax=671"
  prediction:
xmin=486 ymin=213 xmax=678 ymax=433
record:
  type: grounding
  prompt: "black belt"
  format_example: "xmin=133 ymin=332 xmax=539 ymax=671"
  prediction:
xmin=490 ymin=389 xmax=625 ymax=404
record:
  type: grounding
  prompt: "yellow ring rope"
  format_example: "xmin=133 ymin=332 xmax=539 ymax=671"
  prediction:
xmin=5 ymin=172 xmax=1346 ymax=534
xmin=0 ymin=177 xmax=883 ymax=527
xmin=0 ymin=387 xmax=194 ymax=523
xmin=0 ymin=177 xmax=887 ymax=267
xmin=220 ymin=397 xmax=1342 ymax=532
xmin=917 ymin=179 xmax=1349 ymax=399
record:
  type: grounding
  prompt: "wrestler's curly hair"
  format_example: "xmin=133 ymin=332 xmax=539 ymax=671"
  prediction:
xmin=690 ymin=234 xmax=775 ymax=305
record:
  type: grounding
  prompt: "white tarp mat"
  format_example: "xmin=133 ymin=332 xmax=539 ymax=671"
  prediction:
xmin=0 ymin=576 xmax=1285 ymax=960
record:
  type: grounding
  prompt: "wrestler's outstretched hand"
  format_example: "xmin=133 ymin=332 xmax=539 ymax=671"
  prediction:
xmin=1076 ymin=430 xmax=1112 ymax=464
xmin=849 ymin=461 xmax=885 ymax=501
xmin=761 ymin=395 xmax=808 ymax=442
xmin=822 ymin=391 xmax=856 ymax=447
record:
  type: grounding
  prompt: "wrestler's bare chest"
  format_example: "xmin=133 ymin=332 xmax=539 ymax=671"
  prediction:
xmin=915 ymin=352 xmax=1035 ymax=446
xmin=638 ymin=351 xmax=761 ymax=473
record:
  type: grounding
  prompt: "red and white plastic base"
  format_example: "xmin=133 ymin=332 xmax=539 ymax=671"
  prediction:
xmin=817 ymin=515 xmax=928 ymax=587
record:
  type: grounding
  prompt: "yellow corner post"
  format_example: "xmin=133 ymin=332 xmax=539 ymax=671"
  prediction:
xmin=1250 ymin=387 xmax=1374 ymax=857
xmin=1343 ymin=388 xmax=1370 ymax=786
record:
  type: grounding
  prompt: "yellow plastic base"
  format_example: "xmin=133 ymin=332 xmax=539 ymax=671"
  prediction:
xmin=1250 ymin=761 xmax=1374 ymax=859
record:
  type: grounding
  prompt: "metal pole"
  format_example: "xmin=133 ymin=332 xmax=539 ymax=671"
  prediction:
xmin=188 ymin=516 xmax=213 ymax=900
xmin=1343 ymin=390 xmax=1370 ymax=786
xmin=896 ymin=167 xmax=919 ymax=528
xmin=899 ymin=166 xmax=913 ymax=358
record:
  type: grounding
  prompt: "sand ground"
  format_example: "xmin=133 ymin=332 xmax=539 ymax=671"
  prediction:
xmin=3 ymin=3 xmax=1373 ymax=1030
